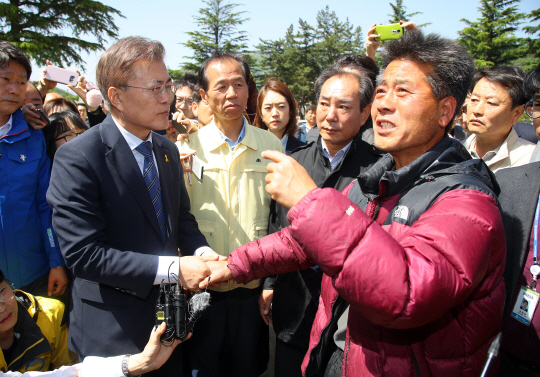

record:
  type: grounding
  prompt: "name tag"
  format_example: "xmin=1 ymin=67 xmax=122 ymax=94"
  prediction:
xmin=511 ymin=286 xmax=539 ymax=326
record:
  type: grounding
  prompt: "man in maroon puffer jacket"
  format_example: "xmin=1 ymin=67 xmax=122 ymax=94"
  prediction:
xmin=203 ymin=31 xmax=506 ymax=377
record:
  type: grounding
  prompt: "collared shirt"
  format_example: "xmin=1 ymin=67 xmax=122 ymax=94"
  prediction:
xmin=111 ymin=115 xmax=158 ymax=177
xmin=111 ymin=116 xmax=211 ymax=283
xmin=321 ymin=139 xmax=352 ymax=170
xmin=212 ymin=119 xmax=246 ymax=150
xmin=0 ymin=115 xmax=13 ymax=139
xmin=463 ymin=128 xmax=536 ymax=173
xmin=280 ymin=134 xmax=289 ymax=150
xmin=530 ymin=141 xmax=540 ymax=163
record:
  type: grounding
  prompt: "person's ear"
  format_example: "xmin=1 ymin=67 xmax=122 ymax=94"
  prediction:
xmin=192 ymin=101 xmax=199 ymax=117
xmin=511 ymin=104 xmax=525 ymax=125
xmin=439 ymin=97 xmax=457 ymax=129
xmin=360 ymin=104 xmax=372 ymax=125
xmin=108 ymin=87 xmax=124 ymax=113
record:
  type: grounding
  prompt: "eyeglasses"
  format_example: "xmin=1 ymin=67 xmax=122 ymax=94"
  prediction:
xmin=175 ymin=97 xmax=193 ymax=106
xmin=525 ymin=100 xmax=540 ymax=119
xmin=124 ymin=81 xmax=175 ymax=99
xmin=55 ymin=131 xmax=83 ymax=143
xmin=0 ymin=284 xmax=15 ymax=305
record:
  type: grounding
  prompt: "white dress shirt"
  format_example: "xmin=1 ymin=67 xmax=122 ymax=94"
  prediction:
xmin=0 ymin=115 xmax=13 ymax=139
xmin=321 ymin=139 xmax=352 ymax=170
xmin=112 ymin=116 xmax=211 ymax=284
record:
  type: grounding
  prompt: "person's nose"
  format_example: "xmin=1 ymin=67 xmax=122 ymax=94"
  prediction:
xmin=225 ymin=85 xmax=237 ymax=99
xmin=325 ymin=105 xmax=338 ymax=123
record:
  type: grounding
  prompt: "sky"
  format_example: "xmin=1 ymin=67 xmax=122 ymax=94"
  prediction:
xmin=28 ymin=0 xmax=539 ymax=90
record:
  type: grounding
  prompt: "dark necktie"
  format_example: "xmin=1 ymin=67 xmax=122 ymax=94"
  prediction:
xmin=135 ymin=141 xmax=167 ymax=240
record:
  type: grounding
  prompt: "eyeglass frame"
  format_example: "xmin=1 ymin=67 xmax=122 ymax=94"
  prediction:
xmin=0 ymin=282 xmax=15 ymax=305
xmin=175 ymin=96 xmax=194 ymax=106
xmin=122 ymin=79 xmax=175 ymax=100
xmin=54 ymin=131 xmax=84 ymax=143
xmin=525 ymin=100 xmax=540 ymax=119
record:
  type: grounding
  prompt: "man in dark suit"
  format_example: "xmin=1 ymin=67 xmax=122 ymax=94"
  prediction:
xmin=47 ymin=36 xmax=214 ymax=375
xmin=496 ymin=63 xmax=540 ymax=377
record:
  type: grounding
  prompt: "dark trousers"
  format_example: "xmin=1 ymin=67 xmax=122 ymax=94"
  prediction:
xmin=20 ymin=272 xmax=50 ymax=297
xmin=275 ymin=338 xmax=307 ymax=377
xmin=145 ymin=344 xmax=184 ymax=377
xmin=499 ymin=349 xmax=540 ymax=377
xmin=188 ymin=287 xmax=264 ymax=377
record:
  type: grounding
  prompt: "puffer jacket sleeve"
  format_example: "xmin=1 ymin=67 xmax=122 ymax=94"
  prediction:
xmin=228 ymin=224 xmax=315 ymax=284
xmin=284 ymin=187 xmax=505 ymax=329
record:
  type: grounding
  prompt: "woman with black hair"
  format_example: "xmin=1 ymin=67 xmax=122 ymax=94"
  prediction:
xmin=42 ymin=110 xmax=89 ymax=164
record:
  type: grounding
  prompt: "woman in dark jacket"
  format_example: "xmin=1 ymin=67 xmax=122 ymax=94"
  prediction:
xmin=254 ymin=78 xmax=305 ymax=155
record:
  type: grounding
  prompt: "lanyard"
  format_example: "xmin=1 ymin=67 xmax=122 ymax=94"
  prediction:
xmin=530 ymin=194 xmax=540 ymax=290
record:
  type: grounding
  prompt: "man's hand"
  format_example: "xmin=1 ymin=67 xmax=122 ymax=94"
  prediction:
xmin=366 ymin=23 xmax=382 ymax=60
xmin=199 ymin=260 xmax=233 ymax=290
xmin=178 ymin=256 xmax=212 ymax=291
xmin=199 ymin=249 xmax=228 ymax=261
xmin=259 ymin=289 xmax=274 ymax=325
xmin=262 ymin=150 xmax=317 ymax=210
xmin=128 ymin=322 xmax=187 ymax=376
xmin=400 ymin=20 xmax=419 ymax=33
xmin=38 ymin=60 xmax=57 ymax=97
xmin=22 ymin=103 xmax=47 ymax=129
xmin=48 ymin=266 xmax=69 ymax=296
xmin=67 ymin=74 xmax=99 ymax=111
xmin=166 ymin=122 xmax=179 ymax=143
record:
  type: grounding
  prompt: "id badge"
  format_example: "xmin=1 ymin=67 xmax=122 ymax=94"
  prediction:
xmin=511 ymin=286 xmax=539 ymax=326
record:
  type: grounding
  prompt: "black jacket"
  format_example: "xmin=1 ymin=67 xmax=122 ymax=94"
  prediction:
xmin=265 ymin=122 xmax=383 ymax=347
xmin=285 ymin=135 xmax=306 ymax=155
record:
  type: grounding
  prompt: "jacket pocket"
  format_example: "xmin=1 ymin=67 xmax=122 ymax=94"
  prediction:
xmin=76 ymin=279 xmax=128 ymax=306
xmin=6 ymin=148 xmax=42 ymax=191
xmin=196 ymin=220 xmax=224 ymax=252
xmin=247 ymin=219 xmax=268 ymax=241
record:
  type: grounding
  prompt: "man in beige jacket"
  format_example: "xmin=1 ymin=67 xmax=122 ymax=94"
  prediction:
xmin=463 ymin=66 xmax=534 ymax=173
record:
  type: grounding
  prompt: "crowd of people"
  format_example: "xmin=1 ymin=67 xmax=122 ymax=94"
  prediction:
xmin=0 ymin=19 xmax=539 ymax=377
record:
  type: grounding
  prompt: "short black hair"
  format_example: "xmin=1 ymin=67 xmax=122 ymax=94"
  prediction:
xmin=524 ymin=63 xmax=540 ymax=100
xmin=314 ymin=54 xmax=379 ymax=111
xmin=0 ymin=41 xmax=32 ymax=79
xmin=43 ymin=110 xmax=89 ymax=163
xmin=0 ymin=268 xmax=4 ymax=283
xmin=192 ymin=85 xmax=202 ymax=104
xmin=472 ymin=66 xmax=528 ymax=108
xmin=198 ymin=52 xmax=250 ymax=92
xmin=380 ymin=31 xmax=475 ymax=130
xmin=175 ymin=72 xmax=198 ymax=92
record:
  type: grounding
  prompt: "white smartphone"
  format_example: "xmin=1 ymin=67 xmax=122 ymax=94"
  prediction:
xmin=45 ymin=66 xmax=80 ymax=85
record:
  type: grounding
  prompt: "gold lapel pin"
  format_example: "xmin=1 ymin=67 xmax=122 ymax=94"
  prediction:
xmin=165 ymin=154 xmax=169 ymax=162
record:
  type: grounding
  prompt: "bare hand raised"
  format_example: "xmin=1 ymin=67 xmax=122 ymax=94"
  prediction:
xmin=262 ymin=150 xmax=317 ymax=210
xmin=178 ymin=256 xmax=212 ymax=291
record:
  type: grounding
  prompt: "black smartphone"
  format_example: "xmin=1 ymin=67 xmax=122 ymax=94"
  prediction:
xmin=35 ymin=109 xmax=50 ymax=126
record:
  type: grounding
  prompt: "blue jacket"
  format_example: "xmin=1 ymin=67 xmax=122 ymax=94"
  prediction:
xmin=0 ymin=109 xmax=63 ymax=287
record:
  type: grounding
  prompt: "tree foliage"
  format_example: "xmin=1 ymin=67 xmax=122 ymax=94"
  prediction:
xmin=521 ymin=7 xmax=540 ymax=70
xmin=387 ymin=0 xmax=430 ymax=27
xmin=457 ymin=0 xmax=528 ymax=68
xmin=255 ymin=6 xmax=364 ymax=110
xmin=181 ymin=0 xmax=249 ymax=72
xmin=0 ymin=0 xmax=123 ymax=67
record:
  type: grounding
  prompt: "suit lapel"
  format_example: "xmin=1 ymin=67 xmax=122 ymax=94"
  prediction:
xmin=510 ymin=164 xmax=540 ymax=294
xmin=100 ymin=117 xmax=164 ymax=240
xmin=152 ymin=134 xmax=175 ymax=243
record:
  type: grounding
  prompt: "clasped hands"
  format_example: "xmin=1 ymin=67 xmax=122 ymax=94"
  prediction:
xmin=180 ymin=150 xmax=317 ymax=291
xmin=178 ymin=251 xmax=233 ymax=291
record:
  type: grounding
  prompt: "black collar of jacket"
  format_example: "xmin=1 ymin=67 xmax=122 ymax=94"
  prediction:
xmin=358 ymin=135 xmax=499 ymax=201
xmin=6 ymin=293 xmax=50 ymax=371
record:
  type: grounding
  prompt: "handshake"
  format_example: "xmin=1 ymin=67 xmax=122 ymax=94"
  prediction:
xmin=178 ymin=250 xmax=234 ymax=291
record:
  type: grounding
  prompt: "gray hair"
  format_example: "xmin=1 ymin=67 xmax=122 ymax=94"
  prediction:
xmin=97 ymin=36 xmax=165 ymax=111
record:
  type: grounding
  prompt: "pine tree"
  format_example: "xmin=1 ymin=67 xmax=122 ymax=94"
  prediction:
xmin=522 ymin=7 xmax=540 ymax=69
xmin=457 ymin=0 xmax=528 ymax=68
xmin=181 ymin=0 xmax=249 ymax=72
xmin=0 ymin=0 xmax=123 ymax=67
xmin=387 ymin=0 xmax=430 ymax=27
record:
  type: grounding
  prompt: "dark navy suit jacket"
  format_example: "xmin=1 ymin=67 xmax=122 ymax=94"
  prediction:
xmin=47 ymin=115 xmax=208 ymax=358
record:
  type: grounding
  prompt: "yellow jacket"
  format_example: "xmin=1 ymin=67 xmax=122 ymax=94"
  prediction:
xmin=0 ymin=291 xmax=78 ymax=373
xmin=178 ymin=122 xmax=284 ymax=291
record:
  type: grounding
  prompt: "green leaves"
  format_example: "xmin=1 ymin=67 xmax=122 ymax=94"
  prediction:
xmin=0 ymin=0 xmax=124 ymax=67
xmin=181 ymin=0 xmax=249 ymax=72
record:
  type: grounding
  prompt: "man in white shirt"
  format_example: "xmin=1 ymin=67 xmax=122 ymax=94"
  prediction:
xmin=463 ymin=66 xmax=535 ymax=173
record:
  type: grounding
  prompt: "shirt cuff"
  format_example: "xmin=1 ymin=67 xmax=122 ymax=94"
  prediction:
xmin=80 ymin=355 xmax=124 ymax=377
xmin=194 ymin=246 xmax=213 ymax=257
xmin=154 ymin=256 xmax=180 ymax=285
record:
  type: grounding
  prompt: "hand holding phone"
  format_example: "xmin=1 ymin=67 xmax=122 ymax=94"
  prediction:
xmin=45 ymin=65 xmax=80 ymax=85
xmin=374 ymin=23 xmax=403 ymax=41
